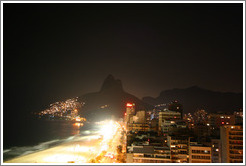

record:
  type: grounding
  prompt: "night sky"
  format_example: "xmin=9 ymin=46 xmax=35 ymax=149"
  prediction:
xmin=4 ymin=3 xmax=243 ymax=115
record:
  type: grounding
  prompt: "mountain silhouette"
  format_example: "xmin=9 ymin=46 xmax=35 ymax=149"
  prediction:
xmin=100 ymin=74 xmax=123 ymax=93
xmin=79 ymin=75 xmax=153 ymax=121
xmin=142 ymin=86 xmax=242 ymax=114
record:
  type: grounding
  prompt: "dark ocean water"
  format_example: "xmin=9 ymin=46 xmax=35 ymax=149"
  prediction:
xmin=3 ymin=117 xmax=98 ymax=161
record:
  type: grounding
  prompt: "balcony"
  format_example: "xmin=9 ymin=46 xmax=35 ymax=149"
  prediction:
xmin=229 ymin=141 xmax=243 ymax=145
xmin=229 ymin=137 xmax=243 ymax=140
xmin=230 ymin=156 xmax=243 ymax=159
xmin=230 ymin=146 xmax=243 ymax=150
xmin=229 ymin=132 xmax=243 ymax=135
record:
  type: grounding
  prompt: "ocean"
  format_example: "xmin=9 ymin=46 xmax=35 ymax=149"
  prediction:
xmin=3 ymin=117 xmax=99 ymax=162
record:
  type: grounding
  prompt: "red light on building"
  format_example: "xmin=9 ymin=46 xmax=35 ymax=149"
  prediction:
xmin=124 ymin=113 xmax=127 ymax=116
xmin=222 ymin=122 xmax=224 ymax=124
xmin=126 ymin=103 xmax=133 ymax=107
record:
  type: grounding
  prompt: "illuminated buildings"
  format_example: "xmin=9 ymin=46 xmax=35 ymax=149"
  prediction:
xmin=148 ymin=118 xmax=158 ymax=132
xmin=159 ymin=110 xmax=181 ymax=135
xmin=128 ymin=110 xmax=149 ymax=132
xmin=125 ymin=103 xmax=150 ymax=132
xmin=37 ymin=97 xmax=83 ymax=121
xmin=125 ymin=103 xmax=135 ymax=132
xmin=183 ymin=113 xmax=195 ymax=129
xmin=125 ymin=103 xmax=135 ymax=122
xmin=135 ymin=111 xmax=146 ymax=123
xmin=160 ymin=119 xmax=176 ymax=133
xmin=167 ymin=134 xmax=212 ymax=163
xmin=220 ymin=125 xmax=243 ymax=163
xmin=167 ymin=135 xmax=189 ymax=163
xmin=211 ymin=139 xmax=221 ymax=163
xmin=234 ymin=111 xmax=243 ymax=124
xmin=127 ymin=146 xmax=171 ymax=163
xmin=127 ymin=123 xmax=149 ymax=132
xmin=208 ymin=113 xmax=235 ymax=129
xmin=189 ymin=145 xmax=212 ymax=163
xmin=125 ymin=103 xmax=243 ymax=163
xmin=194 ymin=109 xmax=208 ymax=125
xmin=159 ymin=109 xmax=181 ymax=122
xmin=126 ymin=103 xmax=135 ymax=114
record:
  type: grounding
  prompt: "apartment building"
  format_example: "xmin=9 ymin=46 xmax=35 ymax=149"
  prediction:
xmin=220 ymin=125 xmax=243 ymax=163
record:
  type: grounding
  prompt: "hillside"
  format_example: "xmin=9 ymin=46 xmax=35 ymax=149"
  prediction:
xmin=142 ymin=86 xmax=242 ymax=114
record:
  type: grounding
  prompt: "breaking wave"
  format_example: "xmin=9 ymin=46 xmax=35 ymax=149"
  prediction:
xmin=3 ymin=136 xmax=80 ymax=161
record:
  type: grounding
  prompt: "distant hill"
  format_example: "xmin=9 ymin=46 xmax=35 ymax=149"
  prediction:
xmin=78 ymin=75 xmax=153 ymax=121
xmin=142 ymin=86 xmax=243 ymax=114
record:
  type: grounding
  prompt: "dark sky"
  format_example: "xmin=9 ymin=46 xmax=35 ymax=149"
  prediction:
xmin=4 ymin=3 xmax=243 ymax=114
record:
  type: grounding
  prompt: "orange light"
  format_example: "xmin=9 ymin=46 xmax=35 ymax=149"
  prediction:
xmin=124 ymin=113 xmax=127 ymax=116
xmin=73 ymin=123 xmax=81 ymax=127
xmin=76 ymin=117 xmax=81 ymax=122
xmin=126 ymin=103 xmax=133 ymax=107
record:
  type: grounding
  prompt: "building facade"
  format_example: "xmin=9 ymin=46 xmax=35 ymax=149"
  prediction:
xmin=127 ymin=146 xmax=171 ymax=163
xmin=167 ymin=135 xmax=189 ymax=163
xmin=189 ymin=145 xmax=212 ymax=163
xmin=211 ymin=139 xmax=221 ymax=163
xmin=220 ymin=125 xmax=243 ymax=163
xmin=159 ymin=110 xmax=181 ymax=135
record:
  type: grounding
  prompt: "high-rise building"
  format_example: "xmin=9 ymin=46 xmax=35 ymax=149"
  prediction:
xmin=167 ymin=135 xmax=189 ymax=163
xmin=148 ymin=118 xmax=158 ymax=132
xmin=126 ymin=103 xmax=135 ymax=121
xmin=220 ymin=125 xmax=243 ymax=163
xmin=211 ymin=139 xmax=221 ymax=163
xmin=125 ymin=103 xmax=135 ymax=132
xmin=127 ymin=110 xmax=149 ymax=132
xmin=159 ymin=109 xmax=181 ymax=135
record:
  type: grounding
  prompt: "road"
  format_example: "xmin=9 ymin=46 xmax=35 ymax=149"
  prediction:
xmin=4 ymin=120 xmax=123 ymax=163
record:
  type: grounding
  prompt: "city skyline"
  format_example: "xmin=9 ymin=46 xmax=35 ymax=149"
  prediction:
xmin=2 ymin=1 xmax=244 ymax=164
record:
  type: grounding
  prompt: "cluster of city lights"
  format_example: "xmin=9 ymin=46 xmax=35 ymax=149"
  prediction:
xmin=36 ymin=97 xmax=85 ymax=121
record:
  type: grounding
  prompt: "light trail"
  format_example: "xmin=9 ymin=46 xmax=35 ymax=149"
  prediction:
xmin=5 ymin=120 xmax=124 ymax=163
